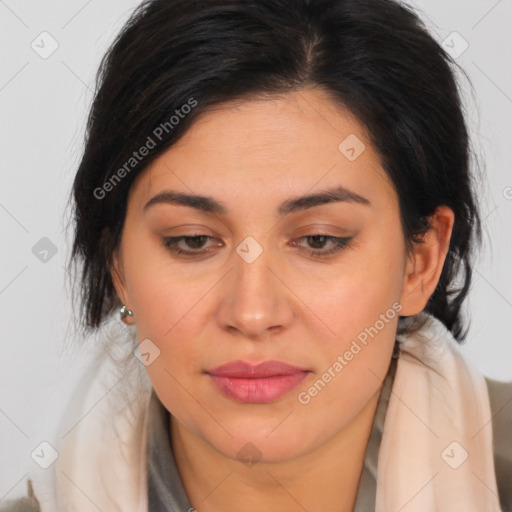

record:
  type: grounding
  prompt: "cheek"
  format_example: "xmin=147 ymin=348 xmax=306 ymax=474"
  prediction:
xmin=126 ymin=264 xmax=209 ymax=420
xmin=121 ymin=229 xmax=208 ymax=338
xmin=304 ymin=235 xmax=405 ymax=342
xmin=296 ymin=262 xmax=402 ymax=427
xmin=121 ymin=234 xmax=213 ymax=363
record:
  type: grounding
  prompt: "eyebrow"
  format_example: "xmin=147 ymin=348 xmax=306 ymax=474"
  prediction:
xmin=143 ymin=185 xmax=371 ymax=216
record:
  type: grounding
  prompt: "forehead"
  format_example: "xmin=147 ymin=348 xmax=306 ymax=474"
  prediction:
xmin=128 ymin=88 xmax=397 ymax=216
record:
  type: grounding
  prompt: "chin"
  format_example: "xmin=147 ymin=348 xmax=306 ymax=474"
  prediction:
xmin=199 ymin=419 xmax=320 ymax=465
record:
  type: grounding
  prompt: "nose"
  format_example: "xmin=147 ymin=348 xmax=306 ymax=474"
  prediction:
xmin=215 ymin=244 xmax=295 ymax=341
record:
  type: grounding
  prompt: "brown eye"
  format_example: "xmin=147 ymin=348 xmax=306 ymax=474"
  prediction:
xmin=291 ymin=234 xmax=354 ymax=258
xmin=162 ymin=235 xmax=221 ymax=256
xmin=162 ymin=233 xmax=353 ymax=259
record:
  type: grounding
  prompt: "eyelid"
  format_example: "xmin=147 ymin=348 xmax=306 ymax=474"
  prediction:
xmin=161 ymin=232 xmax=355 ymax=259
xmin=292 ymin=223 xmax=354 ymax=237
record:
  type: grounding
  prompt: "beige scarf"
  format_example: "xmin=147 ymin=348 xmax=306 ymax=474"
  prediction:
xmin=29 ymin=311 xmax=502 ymax=511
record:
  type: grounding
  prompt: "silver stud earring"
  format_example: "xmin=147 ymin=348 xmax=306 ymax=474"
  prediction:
xmin=120 ymin=304 xmax=133 ymax=320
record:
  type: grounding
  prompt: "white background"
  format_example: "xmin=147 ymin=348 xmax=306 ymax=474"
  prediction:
xmin=1 ymin=0 xmax=511 ymax=501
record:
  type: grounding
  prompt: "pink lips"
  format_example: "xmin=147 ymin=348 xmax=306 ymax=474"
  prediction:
xmin=206 ymin=360 xmax=310 ymax=404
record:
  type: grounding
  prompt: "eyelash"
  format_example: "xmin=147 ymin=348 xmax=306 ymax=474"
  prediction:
xmin=162 ymin=234 xmax=353 ymax=259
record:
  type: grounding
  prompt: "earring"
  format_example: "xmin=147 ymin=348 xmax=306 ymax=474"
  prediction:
xmin=120 ymin=304 xmax=133 ymax=321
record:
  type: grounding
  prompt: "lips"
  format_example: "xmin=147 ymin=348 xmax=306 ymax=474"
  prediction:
xmin=206 ymin=360 xmax=310 ymax=404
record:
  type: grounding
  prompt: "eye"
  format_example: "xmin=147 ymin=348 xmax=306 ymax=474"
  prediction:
xmin=162 ymin=235 xmax=221 ymax=257
xmin=162 ymin=233 xmax=353 ymax=259
xmin=291 ymin=234 xmax=354 ymax=258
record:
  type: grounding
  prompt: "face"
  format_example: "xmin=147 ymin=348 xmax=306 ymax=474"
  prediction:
xmin=111 ymin=88 xmax=419 ymax=463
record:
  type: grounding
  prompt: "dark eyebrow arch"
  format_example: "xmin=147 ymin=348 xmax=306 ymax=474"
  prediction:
xmin=143 ymin=185 xmax=371 ymax=216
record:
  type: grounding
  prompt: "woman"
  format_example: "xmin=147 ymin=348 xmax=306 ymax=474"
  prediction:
xmin=3 ymin=0 xmax=511 ymax=511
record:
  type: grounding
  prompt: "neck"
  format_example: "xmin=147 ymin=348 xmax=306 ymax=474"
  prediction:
xmin=170 ymin=385 xmax=383 ymax=512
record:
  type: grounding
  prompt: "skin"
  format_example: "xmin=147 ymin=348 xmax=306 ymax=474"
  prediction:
xmin=111 ymin=87 xmax=454 ymax=512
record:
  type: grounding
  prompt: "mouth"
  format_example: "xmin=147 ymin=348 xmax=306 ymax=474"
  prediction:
xmin=206 ymin=360 xmax=311 ymax=404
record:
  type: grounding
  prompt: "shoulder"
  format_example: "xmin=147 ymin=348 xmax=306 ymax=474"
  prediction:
xmin=0 ymin=480 xmax=40 ymax=512
xmin=484 ymin=376 xmax=512 ymax=512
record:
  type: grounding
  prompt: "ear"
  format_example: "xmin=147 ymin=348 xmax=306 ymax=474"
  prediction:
xmin=109 ymin=249 xmax=135 ymax=325
xmin=399 ymin=205 xmax=455 ymax=317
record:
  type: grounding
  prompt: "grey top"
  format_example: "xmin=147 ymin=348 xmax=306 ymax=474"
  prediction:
xmin=146 ymin=356 xmax=399 ymax=512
